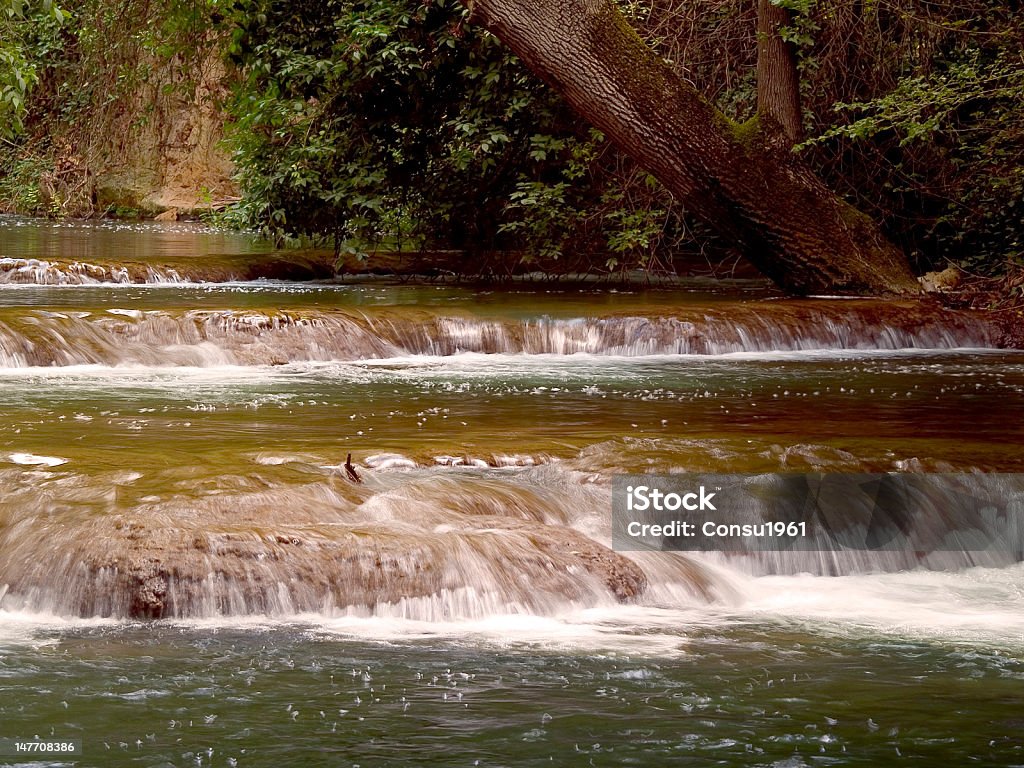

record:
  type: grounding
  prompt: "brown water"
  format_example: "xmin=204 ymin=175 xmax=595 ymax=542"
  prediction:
xmin=1 ymin=218 xmax=1023 ymax=619
xmin=2 ymin=217 xmax=1023 ymax=767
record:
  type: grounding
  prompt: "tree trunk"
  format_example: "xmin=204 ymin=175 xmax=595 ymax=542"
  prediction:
xmin=461 ymin=0 xmax=921 ymax=296
xmin=757 ymin=0 xmax=804 ymax=143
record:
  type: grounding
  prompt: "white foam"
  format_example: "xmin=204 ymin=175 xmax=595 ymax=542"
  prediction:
xmin=253 ymin=455 xmax=290 ymax=466
xmin=3 ymin=564 xmax=1022 ymax=655
xmin=284 ymin=564 xmax=1024 ymax=652
xmin=8 ymin=453 xmax=68 ymax=467
xmin=309 ymin=611 xmax=690 ymax=656
xmin=0 ymin=607 xmax=122 ymax=648
xmin=722 ymin=562 xmax=1024 ymax=648
xmin=364 ymin=453 xmax=418 ymax=470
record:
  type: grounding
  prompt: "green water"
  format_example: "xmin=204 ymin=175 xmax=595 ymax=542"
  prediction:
xmin=2 ymin=621 xmax=1022 ymax=768
xmin=1 ymin=218 xmax=1022 ymax=766
xmin=0 ymin=218 xmax=269 ymax=263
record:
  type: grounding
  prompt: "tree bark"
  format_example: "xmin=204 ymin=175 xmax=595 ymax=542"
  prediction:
xmin=757 ymin=0 xmax=804 ymax=143
xmin=461 ymin=0 xmax=921 ymax=296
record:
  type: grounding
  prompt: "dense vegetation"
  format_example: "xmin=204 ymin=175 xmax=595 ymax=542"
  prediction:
xmin=2 ymin=0 xmax=1022 ymax=283
xmin=0 ymin=0 xmax=218 ymax=216
xmin=220 ymin=0 xmax=689 ymax=275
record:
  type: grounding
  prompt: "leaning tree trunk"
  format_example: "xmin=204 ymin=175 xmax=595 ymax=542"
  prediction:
xmin=462 ymin=0 xmax=921 ymax=296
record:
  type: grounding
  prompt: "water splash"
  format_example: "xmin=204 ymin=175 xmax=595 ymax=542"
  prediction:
xmin=0 ymin=257 xmax=187 ymax=285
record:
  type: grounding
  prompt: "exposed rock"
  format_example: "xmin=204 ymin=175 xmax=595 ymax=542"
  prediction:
xmin=919 ymin=266 xmax=962 ymax=293
xmin=154 ymin=208 xmax=180 ymax=222
xmin=14 ymin=50 xmax=237 ymax=219
xmin=0 ymin=510 xmax=650 ymax=619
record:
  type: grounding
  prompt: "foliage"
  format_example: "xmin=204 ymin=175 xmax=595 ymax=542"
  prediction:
xmin=628 ymin=0 xmax=1023 ymax=277
xmin=0 ymin=0 xmax=65 ymax=138
xmin=3 ymin=0 xmax=1022 ymax=282
xmin=810 ymin=54 xmax=1023 ymax=270
xmin=794 ymin=0 xmax=1024 ymax=274
xmin=222 ymin=0 xmax=687 ymax=272
xmin=0 ymin=148 xmax=44 ymax=211
xmin=0 ymin=0 xmax=222 ymax=216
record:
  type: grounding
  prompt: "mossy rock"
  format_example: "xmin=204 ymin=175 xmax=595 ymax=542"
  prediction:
xmin=95 ymin=181 xmax=164 ymax=218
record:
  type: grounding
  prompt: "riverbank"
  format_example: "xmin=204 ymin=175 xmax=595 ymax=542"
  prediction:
xmin=938 ymin=266 xmax=1024 ymax=348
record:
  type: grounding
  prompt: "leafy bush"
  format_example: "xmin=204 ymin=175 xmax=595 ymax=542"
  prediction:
xmin=222 ymin=0 xmax=688 ymax=273
xmin=795 ymin=0 xmax=1024 ymax=275
xmin=0 ymin=0 xmax=65 ymax=138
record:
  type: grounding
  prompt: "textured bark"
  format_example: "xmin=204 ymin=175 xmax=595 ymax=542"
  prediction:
xmin=757 ymin=0 xmax=804 ymax=143
xmin=462 ymin=0 xmax=921 ymax=296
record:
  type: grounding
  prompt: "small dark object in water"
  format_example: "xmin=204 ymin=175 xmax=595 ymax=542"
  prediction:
xmin=344 ymin=453 xmax=362 ymax=483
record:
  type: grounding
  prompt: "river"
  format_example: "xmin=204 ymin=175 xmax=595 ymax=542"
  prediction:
xmin=1 ymin=216 xmax=1022 ymax=767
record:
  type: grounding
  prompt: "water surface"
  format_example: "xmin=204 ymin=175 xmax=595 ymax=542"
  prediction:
xmin=0 ymin=218 xmax=1022 ymax=766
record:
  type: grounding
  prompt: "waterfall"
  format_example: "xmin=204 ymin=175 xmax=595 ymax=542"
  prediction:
xmin=616 ymin=473 xmax=1024 ymax=577
xmin=1 ymin=463 xmax=1019 ymax=620
xmin=0 ymin=470 xmax=651 ymax=619
xmin=0 ymin=301 xmax=1000 ymax=369
xmin=0 ymin=257 xmax=187 ymax=285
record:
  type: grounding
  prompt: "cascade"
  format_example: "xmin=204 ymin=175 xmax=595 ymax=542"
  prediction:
xmin=0 ymin=301 xmax=998 ymax=369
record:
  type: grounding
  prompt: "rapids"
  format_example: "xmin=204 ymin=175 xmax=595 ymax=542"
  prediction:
xmin=1 ymin=218 xmax=1023 ymax=766
xmin=0 ymin=219 xmax=1021 ymax=622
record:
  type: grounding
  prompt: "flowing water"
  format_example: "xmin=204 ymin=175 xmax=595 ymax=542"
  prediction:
xmin=1 ymin=216 xmax=1022 ymax=766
